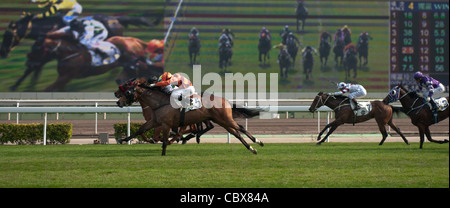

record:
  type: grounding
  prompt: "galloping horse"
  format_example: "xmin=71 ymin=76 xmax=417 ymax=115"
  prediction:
xmin=309 ymin=92 xmax=409 ymax=145
xmin=319 ymin=38 xmax=331 ymax=66
xmin=343 ymin=46 xmax=358 ymax=79
xmin=333 ymin=38 xmax=345 ymax=66
xmin=302 ymin=47 xmax=315 ymax=80
xmin=116 ymin=79 xmax=263 ymax=156
xmin=295 ymin=1 xmax=308 ymax=31
xmin=219 ymin=42 xmax=232 ymax=72
xmin=41 ymin=36 xmax=149 ymax=91
xmin=258 ymin=32 xmax=271 ymax=65
xmin=1 ymin=13 xmax=158 ymax=91
xmin=383 ymin=85 xmax=449 ymax=149
xmin=357 ymin=33 xmax=371 ymax=66
xmin=188 ymin=35 xmax=200 ymax=65
xmin=278 ymin=48 xmax=291 ymax=80
xmin=114 ymin=79 xmax=214 ymax=144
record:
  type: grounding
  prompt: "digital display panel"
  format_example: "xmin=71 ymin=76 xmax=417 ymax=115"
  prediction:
xmin=389 ymin=1 xmax=449 ymax=89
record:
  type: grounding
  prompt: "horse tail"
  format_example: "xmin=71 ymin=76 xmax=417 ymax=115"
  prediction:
xmin=116 ymin=16 xmax=158 ymax=28
xmin=232 ymin=104 xmax=261 ymax=118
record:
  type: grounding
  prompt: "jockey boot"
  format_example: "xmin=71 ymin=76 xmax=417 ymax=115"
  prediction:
xmin=352 ymin=99 xmax=360 ymax=110
xmin=430 ymin=98 xmax=438 ymax=112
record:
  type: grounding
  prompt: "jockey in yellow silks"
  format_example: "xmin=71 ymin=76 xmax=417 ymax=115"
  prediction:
xmin=31 ymin=0 xmax=82 ymax=24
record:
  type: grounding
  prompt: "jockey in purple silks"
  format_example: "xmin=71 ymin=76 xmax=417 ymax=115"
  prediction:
xmin=413 ymin=71 xmax=446 ymax=111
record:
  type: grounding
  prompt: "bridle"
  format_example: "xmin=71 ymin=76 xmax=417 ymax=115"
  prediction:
xmin=311 ymin=94 xmax=332 ymax=112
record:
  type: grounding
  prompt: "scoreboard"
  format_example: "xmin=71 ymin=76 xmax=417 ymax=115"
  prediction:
xmin=389 ymin=1 xmax=449 ymax=90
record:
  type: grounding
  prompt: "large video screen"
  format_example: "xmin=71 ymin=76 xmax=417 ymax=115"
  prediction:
xmin=0 ymin=0 xmax=164 ymax=92
xmin=1 ymin=0 xmax=448 ymax=94
xmin=164 ymin=0 xmax=448 ymax=94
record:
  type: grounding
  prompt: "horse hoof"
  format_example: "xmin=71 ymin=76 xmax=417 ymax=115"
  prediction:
xmin=316 ymin=142 xmax=322 ymax=146
xmin=259 ymin=141 xmax=264 ymax=147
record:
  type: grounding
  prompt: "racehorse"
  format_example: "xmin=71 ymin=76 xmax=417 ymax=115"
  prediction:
xmin=219 ymin=42 xmax=232 ymax=72
xmin=302 ymin=47 xmax=314 ymax=80
xmin=343 ymin=47 xmax=358 ymax=79
xmin=286 ymin=35 xmax=299 ymax=65
xmin=1 ymin=13 xmax=158 ymax=91
xmin=278 ymin=48 xmax=291 ymax=80
xmin=114 ymin=79 xmax=214 ymax=144
xmin=357 ymin=33 xmax=371 ymax=66
xmin=319 ymin=38 xmax=331 ymax=66
xmin=333 ymin=38 xmax=345 ymax=66
xmin=116 ymin=79 xmax=263 ymax=156
xmin=296 ymin=1 xmax=308 ymax=31
xmin=41 ymin=36 xmax=149 ymax=91
xmin=309 ymin=92 xmax=409 ymax=145
xmin=258 ymin=32 xmax=271 ymax=65
xmin=188 ymin=34 xmax=200 ymax=65
xmin=383 ymin=85 xmax=449 ymax=149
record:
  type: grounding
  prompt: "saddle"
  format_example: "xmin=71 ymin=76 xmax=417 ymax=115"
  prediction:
xmin=178 ymin=94 xmax=202 ymax=127
xmin=350 ymin=101 xmax=372 ymax=116
xmin=427 ymin=97 xmax=449 ymax=112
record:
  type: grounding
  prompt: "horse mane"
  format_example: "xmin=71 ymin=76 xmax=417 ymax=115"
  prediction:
xmin=398 ymin=84 xmax=419 ymax=99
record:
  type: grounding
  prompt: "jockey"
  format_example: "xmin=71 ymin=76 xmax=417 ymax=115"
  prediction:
xmin=280 ymin=25 xmax=290 ymax=44
xmin=219 ymin=28 xmax=234 ymax=47
xmin=343 ymin=43 xmax=357 ymax=59
xmin=333 ymin=28 xmax=345 ymax=46
xmin=189 ymin=27 xmax=199 ymax=39
xmin=150 ymin=72 xmax=196 ymax=109
xmin=259 ymin=27 xmax=272 ymax=41
xmin=301 ymin=45 xmax=317 ymax=56
xmin=413 ymin=72 xmax=446 ymax=111
xmin=329 ymin=82 xmax=367 ymax=110
xmin=145 ymin=39 xmax=164 ymax=68
xmin=31 ymin=0 xmax=82 ymax=24
xmin=47 ymin=18 xmax=109 ymax=60
xmin=341 ymin=25 xmax=352 ymax=36
xmin=286 ymin=32 xmax=301 ymax=47
xmin=319 ymin=30 xmax=332 ymax=44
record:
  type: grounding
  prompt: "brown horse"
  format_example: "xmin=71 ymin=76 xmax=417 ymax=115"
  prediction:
xmin=383 ymin=85 xmax=449 ymax=149
xmin=116 ymin=78 xmax=263 ymax=156
xmin=42 ymin=35 xmax=150 ymax=91
xmin=309 ymin=92 xmax=409 ymax=145
xmin=114 ymin=79 xmax=214 ymax=144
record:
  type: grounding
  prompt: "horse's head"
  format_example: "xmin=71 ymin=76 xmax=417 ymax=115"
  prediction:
xmin=383 ymin=86 xmax=402 ymax=104
xmin=309 ymin=92 xmax=327 ymax=113
xmin=1 ymin=14 xmax=33 ymax=58
xmin=115 ymin=78 xmax=137 ymax=108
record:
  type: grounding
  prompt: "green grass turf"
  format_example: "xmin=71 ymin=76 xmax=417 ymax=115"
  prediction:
xmin=0 ymin=143 xmax=448 ymax=188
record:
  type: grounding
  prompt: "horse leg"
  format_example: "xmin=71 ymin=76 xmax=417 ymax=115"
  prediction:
xmin=317 ymin=124 xmax=340 ymax=145
xmin=120 ymin=120 xmax=157 ymax=144
xmin=353 ymin=66 xmax=357 ymax=78
xmin=238 ymin=124 xmax=264 ymax=147
xmin=424 ymin=126 xmax=449 ymax=144
xmin=259 ymin=51 xmax=262 ymax=62
xmin=317 ymin=120 xmax=342 ymax=145
xmin=161 ymin=124 xmax=171 ymax=156
xmin=375 ymin=120 xmax=389 ymax=146
xmin=302 ymin=19 xmax=305 ymax=31
xmin=387 ymin=120 xmax=409 ymax=145
xmin=195 ymin=121 xmax=214 ymax=144
xmin=418 ymin=126 xmax=425 ymax=149
xmin=215 ymin=117 xmax=257 ymax=154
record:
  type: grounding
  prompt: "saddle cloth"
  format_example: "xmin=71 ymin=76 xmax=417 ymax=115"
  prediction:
xmin=88 ymin=42 xmax=121 ymax=67
xmin=427 ymin=97 xmax=449 ymax=112
xmin=350 ymin=101 xmax=372 ymax=116
xmin=174 ymin=97 xmax=202 ymax=112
